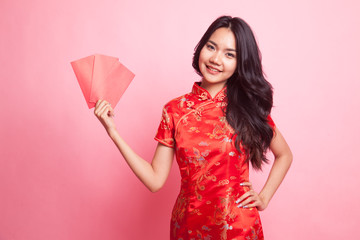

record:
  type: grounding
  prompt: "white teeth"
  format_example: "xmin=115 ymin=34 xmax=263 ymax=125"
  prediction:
xmin=208 ymin=66 xmax=219 ymax=72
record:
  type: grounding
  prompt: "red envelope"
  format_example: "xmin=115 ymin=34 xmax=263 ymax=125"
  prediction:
xmin=71 ymin=54 xmax=135 ymax=109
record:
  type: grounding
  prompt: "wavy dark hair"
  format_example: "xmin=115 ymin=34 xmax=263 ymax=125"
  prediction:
xmin=192 ymin=16 xmax=274 ymax=170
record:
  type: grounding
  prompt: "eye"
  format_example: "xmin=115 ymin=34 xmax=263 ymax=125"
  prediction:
xmin=206 ymin=43 xmax=215 ymax=51
xmin=226 ymin=52 xmax=236 ymax=58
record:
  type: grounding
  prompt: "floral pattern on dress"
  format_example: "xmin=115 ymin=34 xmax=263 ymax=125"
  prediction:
xmin=155 ymin=82 xmax=274 ymax=240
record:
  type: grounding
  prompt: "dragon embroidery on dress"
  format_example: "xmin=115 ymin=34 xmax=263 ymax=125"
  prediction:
xmin=245 ymin=222 xmax=263 ymax=240
xmin=158 ymin=83 xmax=265 ymax=240
xmin=191 ymin=147 xmax=217 ymax=202
xmin=212 ymin=187 xmax=240 ymax=240
xmin=206 ymin=122 xmax=230 ymax=140
xmin=171 ymin=189 xmax=188 ymax=238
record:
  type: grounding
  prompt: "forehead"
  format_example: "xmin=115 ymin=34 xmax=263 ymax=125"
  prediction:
xmin=208 ymin=27 xmax=236 ymax=49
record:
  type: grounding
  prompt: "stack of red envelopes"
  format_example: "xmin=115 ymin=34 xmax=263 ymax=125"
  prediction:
xmin=71 ymin=54 xmax=135 ymax=109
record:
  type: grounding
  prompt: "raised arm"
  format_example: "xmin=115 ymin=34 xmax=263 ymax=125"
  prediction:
xmin=94 ymin=100 xmax=175 ymax=192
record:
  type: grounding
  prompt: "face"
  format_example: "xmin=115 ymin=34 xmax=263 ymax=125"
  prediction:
xmin=198 ymin=27 xmax=237 ymax=88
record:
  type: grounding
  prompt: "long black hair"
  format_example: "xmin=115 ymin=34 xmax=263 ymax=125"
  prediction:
xmin=192 ymin=16 xmax=274 ymax=170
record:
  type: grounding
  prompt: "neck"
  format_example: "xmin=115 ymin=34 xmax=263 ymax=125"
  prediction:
xmin=200 ymin=80 xmax=226 ymax=98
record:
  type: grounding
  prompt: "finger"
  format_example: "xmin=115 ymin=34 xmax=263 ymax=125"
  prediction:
xmin=105 ymin=105 xmax=115 ymax=118
xmin=235 ymin=191 xmax=251 ymax=204
xmin=244 ymin=202 xmax=260 ymax=209
xmin=95 ymin=100 xmax=108 ymax=116
xmin=99 ymin=104 xmax=112 ymax=118
xmin=95 ymin=101 xmax=110 ymax=116
xmin=240 ymin=182 xmax=253 ymax=190
xmin=95 ymin=103 xmax=108 ymax=118
xmin=104 ymin=104 xmax=114 ymax=117
xmin=236 ymin=189 xmax=258 ymax=204
xmin=95 ymin=100 xmax=109 ymax=112
xmin=94 ymin=100 xmax=102 ymax=115
xmin=95 ymin=99 xmax=103 ymax=108
xmin=238 ymin=196 xmax=256 ymax=208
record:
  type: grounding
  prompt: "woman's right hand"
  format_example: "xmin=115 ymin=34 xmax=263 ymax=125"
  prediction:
xmin=94 ymin=100 xmax=116 ymax=133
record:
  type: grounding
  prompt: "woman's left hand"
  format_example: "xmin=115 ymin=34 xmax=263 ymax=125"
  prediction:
xmin=236 ymin=182 xmax=267 ymax=211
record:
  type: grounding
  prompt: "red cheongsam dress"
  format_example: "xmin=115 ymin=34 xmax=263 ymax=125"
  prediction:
xmin=155 ymin=82 xmax=275 ymax=240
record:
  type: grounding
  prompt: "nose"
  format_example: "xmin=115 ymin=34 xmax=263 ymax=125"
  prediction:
xmin=209 ymin=51 xmax=221 ymax=65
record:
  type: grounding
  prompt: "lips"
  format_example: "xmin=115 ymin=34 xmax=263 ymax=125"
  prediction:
xmin=206 ymin=65 xmax=222 ymax=73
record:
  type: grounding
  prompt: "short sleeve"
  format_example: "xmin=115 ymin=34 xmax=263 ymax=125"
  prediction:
xmin=267 ymin=115 xmax=276 ymax=130
xmin=154 ymin=105 xmax=175 ymax=148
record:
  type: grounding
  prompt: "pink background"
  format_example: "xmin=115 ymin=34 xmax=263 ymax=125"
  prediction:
xmin=1 ymin=0 xmax=359 ymax=239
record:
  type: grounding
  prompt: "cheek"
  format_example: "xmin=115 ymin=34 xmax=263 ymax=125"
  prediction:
xmin=198 ymin=49 xmax=207 ymax=64
xmin=198 ymin=51 xmax=208 ymax=74
xmin=226 ymin=61 xmax=237 ymax=75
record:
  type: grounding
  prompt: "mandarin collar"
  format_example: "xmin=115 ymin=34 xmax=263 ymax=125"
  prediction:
xmin=191 ymin=82 xmax=227 ymax=102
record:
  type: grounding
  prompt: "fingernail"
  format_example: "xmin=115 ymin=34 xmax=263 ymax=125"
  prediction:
xmin=243 ymin=206 xmax=247 ymax=208
xmin=240 ymin=183 xmax=244 ymax=186
xmin=235 ymin=199 xmax=240 ymax=204
xmin=237 ymin=204 xmax=242 ymax=208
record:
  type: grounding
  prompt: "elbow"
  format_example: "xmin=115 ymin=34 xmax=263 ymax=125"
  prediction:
xmin=274 ymin=149 xmax=293 ymax=166
xmin=285 ymin=150 xmax=293 ymax=168
xmin=148 ymin=183 xmax=164 ymax=193
xmin=288 ymin=149 xmax=294 ymax=163
xmin=148 ymin=187 xmax=160 ymax=193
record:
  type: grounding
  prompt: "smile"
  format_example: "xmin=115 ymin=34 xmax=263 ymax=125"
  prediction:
xmin=206 ymin=65 xmax=222 ymax=72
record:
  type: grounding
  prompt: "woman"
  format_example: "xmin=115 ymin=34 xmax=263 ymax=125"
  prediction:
xmin=95 ymin=16 xmax=292 ymax=240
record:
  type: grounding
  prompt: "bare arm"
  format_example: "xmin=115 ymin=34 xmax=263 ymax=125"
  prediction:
xmin=236 ymin=127 xmax=293 ymax=210
xmin=257 ymin=128 xmax=293 ymax=208
xmin=94 ymin=100 xmax=174 ymax=192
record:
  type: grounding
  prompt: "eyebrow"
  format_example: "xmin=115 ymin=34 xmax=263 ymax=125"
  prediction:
xmin=208 ymin=40 xmax=236 ymax=52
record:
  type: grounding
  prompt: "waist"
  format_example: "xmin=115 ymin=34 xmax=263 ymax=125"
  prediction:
xmin=179 ymin=178 xmax=250 ymax=200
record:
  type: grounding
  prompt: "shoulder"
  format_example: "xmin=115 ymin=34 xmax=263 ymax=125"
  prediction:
xmin=162 ymin=92 xmax=194 ymax=113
